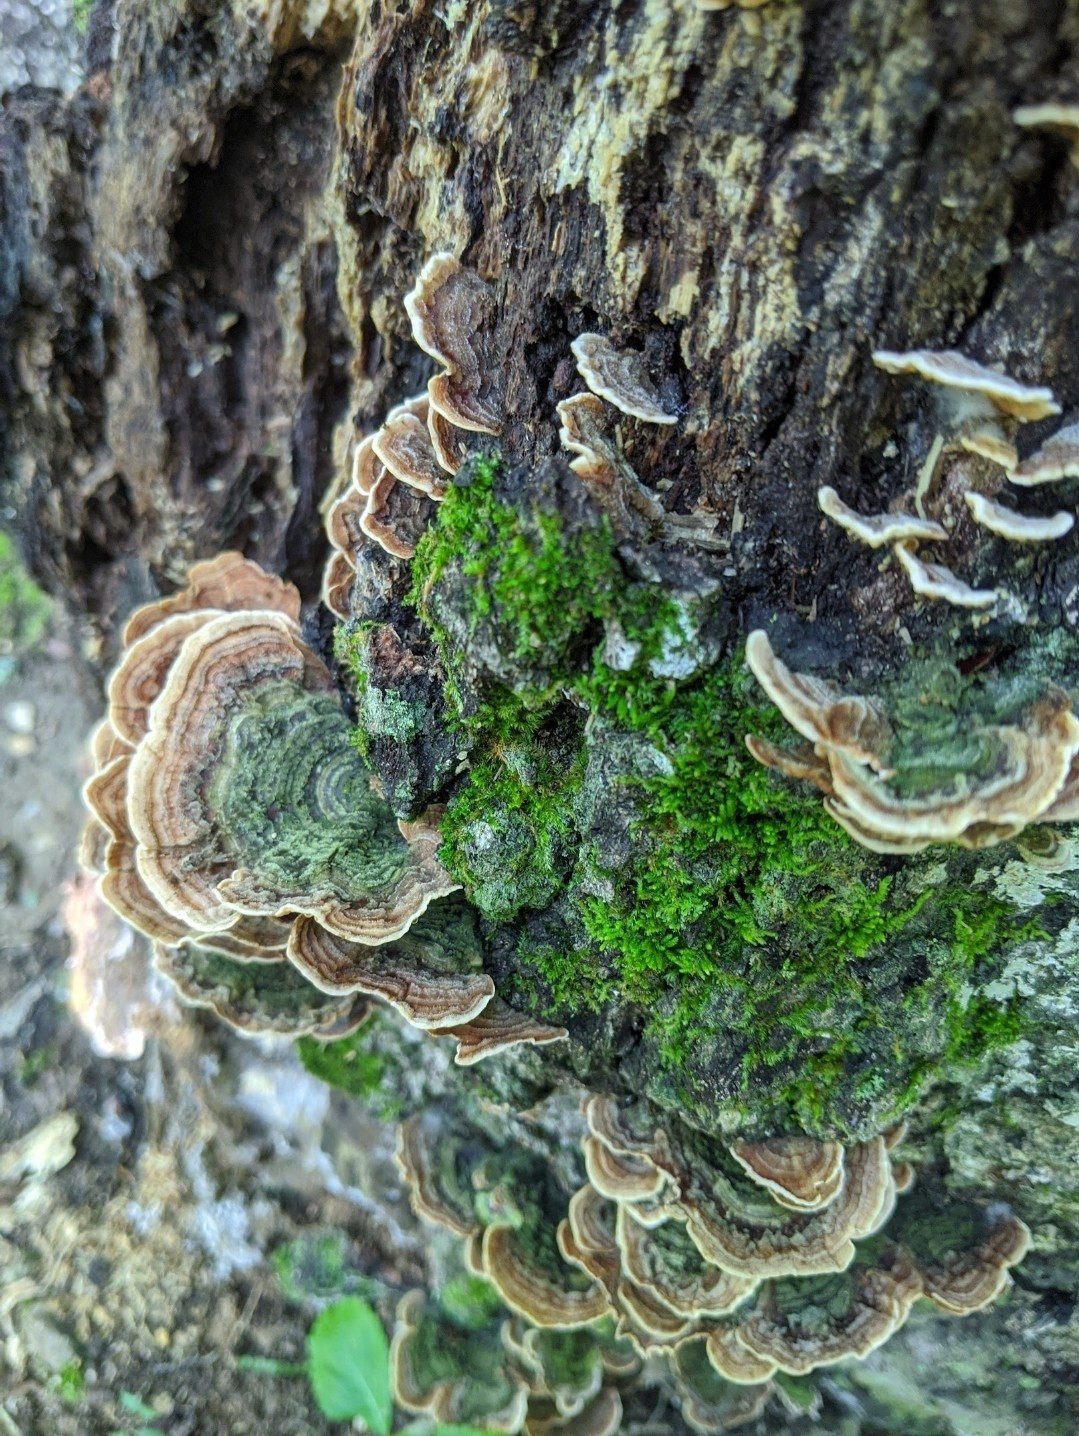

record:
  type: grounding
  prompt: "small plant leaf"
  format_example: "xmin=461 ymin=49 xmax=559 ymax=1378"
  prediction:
xmin=307 ymin=1297 xmax=392 ymax=1431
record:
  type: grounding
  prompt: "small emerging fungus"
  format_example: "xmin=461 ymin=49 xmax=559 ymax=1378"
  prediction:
xmin=1014 ymin=102 xmax=1079 ymax=164
xmin=405 ymin=252 xmax=503 ymax=436
xmin=817 ymin=486 xmax=947 ymax=549
xmin=893 ymin=541 xmax=999 ymax=609
xmin=1011 ymin=421 xmax=1079 ymax=486
xmin=745 ymin=630 xmax=1079 ymax=853
xmin=963 ymin=491 xmax=1074 ymax=543
xmin=570 ymin=334 xmax=679 ymax=425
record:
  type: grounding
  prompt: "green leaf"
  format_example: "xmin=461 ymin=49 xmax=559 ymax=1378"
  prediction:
xmin=307 ymin=1297 xmax=391 ymax=1431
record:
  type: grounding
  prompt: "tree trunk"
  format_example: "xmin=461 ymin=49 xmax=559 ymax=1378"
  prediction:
xmin=3 ymin=1 xmax=1079 ymax=1432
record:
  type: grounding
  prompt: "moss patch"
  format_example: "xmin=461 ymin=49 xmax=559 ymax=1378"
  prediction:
xmin=393 ymin=456 xmax=1049 ymax=1136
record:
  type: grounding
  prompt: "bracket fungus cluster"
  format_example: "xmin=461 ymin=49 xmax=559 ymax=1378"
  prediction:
xmin=839 ymin=348 xmax=1077 ymax=608
xmin=744 ymin=629 xmax=1079 ymax=854
xmin=322 ymin=253 xmax=503 ymax=617
xmin=395 ymin=1100 xmax=1028 ymax=1429
xmin=81 ymin=552 xmax=563 ymax=1058
xmin=557 ymin=335 xmax=718 ymax=549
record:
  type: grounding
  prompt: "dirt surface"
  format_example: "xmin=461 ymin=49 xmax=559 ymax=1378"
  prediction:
xmin=0 ymin=597 xmax=426 ymax=1434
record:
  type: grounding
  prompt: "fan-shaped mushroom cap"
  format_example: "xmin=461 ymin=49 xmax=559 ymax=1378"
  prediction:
xmin=615 ymin=1206 xmax=757 ymax=1320
xmin=556 ymin=393 xmax=666 ymax=529
xmin=891 ymin=1196 xmax=1032 ymax=1315
xmin=524 ymin=1388 xmax=623 ymax=1436
xmin=1011 ymin=421 xmax=1079 ymax=485
xmin=391 ymin=1288 xmax=532 ymax=1432
xmin=287 ymin=897 xmax=495 ymax=1029
xmin=125 ymin=609 xmax=457 ymax=940
xmin=705 ymin=1327 xmax=778 ymax=1385
xmin=893 ymin=541 xmax=999 ymax=608
xmin=372 ymin=394 xmax=449 ymax=500
xmin=122 ymin=552 xmax=300 ymax=645
xmin=108 ymin=610 xmax=222 ymax=745
xmin=570 ymin=334 xmax=678 ymax=425
xmin=817 ymin=487 xmax=947 ymax=548
xmin=583 ymin=1135 xmax=672 ymax=1203
xmin=679 ymin=1138 xmax=895 ymax=1281
xmin=1014 ymin=102 xmax=1079 ymax=162
xmin=433 ymin=998 xmax=568 ymax=1066
xmin=963 ymin=492 xmax=1073 ymax=542
xmin=743 ymin=735 xmax=833 ymax=793
xmin=321 ymin=549 xmax=357 ymax=621
xmin=670 ymin=1337 xmax=772 ymax=1433
xmin=405 ymin=253 xmax=503 ymax=435
xmin=824 ymin=696 xmax=1079 ymax=849
xmin=724 ymin=1247 xmax=924 ymax=1377
xmin=872 ymin=350 xmax=1061 ymax=422
xmin=483 ymin=1224 xmax=611 ymax=1330
xmin=90 ymin=718 xmax=132 ymax=767
xmin=359 ymin=466 xmax=435 ymax=560
xmin=728 ymin=1137 xmax=845 ymax=1212
xmin=744 ymin=632 xmax=892 ymax=771
xmin=152 ymin=938 xmax=370 ymax=1037
xmin=396 ymin=1114 xmax=479 ymax=1238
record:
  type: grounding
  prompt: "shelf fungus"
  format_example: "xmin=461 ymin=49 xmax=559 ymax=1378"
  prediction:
xmin=390 ymin=1284 xmax=629 ymax=1436
xmin=1014 ymin=102 xmax=1079 ymax=164
xmin=397 ymin=1098 xmax=1028 ymax=1417
xmin=963 ymin=491 xmax=1073 ymax=543
xmin=556 ymin=392 xmax=720 ymax=549
xmin=405 ymin=252 xmax=504 ymax=438
xmin=82 ymin=554 xmax=555 ymax=1059
xmin=817 ymin=486 xmax=947 ymax=549
xmin=745 ymin=630 xmax=1079 ymax=854
xmin=321 ymin=256 xmax=506 ymax=612
xmin=570 ymin=334 xmax=679 ymax=426
xmin=1011 ymin=421 xmax=1079 ymax=486
xmin=893 ymin=541 xmax=999 ymax=609
xmin=873 ymin=347 xmax=1060 ymax=473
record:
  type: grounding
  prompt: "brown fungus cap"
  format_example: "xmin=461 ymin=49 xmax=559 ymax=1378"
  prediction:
xmin=372 ymin=394 xmax=449 ymax=500
xmin=679 ymin=1138 xmax=895 ymax=1281
xmin=893 ymin=541 xmax=999 ymax=608
xmin=726 ymin=1247 xmax=924 ymax=1377
xmin=395 ymin=1115 xmax=478 ymax=1239
xmin=872 ymin=349 xmax=1061 ymax=422
xmin=122 ymin=551 xmax=300 ymax=646
xmin=287 ymin=908 xmax=495 ymax=1030
xmin=570 ymin=333 xmax=679 ymax=426
xmin=1011 ymin=421 xmax=1079 ymax=485
xmin=482 ymin=1224 xmax=611 ymax=1330
xmin=432 ymin=997 xmax=568 ymax=1067
xmin=153 ymin=938 xmax=371 ymax=1038
xmin=728 ymin=1136 xmax=845 ymax=1212
xmin=817 ymin=486 xmax=947 ymax=548
xmin=524 ymin=1389 xmax=623 ymax=1436
xmin=405 ymin=252 xmax=503 ymax=436
xmin=583 ymin=1135 xmax=672 ymax=1204
xmin=615 ymin=1206 xmax=757 ymax=1321
xmin=744 ymin=632 xmax=893 ymax=772
xmin=915 ymin=1211 xmax=1031 ymax=1316
xmin=125 ymin=611 xmax=335 ymax=933
xmin=963 ymin=491 xmax=1073 ymax=543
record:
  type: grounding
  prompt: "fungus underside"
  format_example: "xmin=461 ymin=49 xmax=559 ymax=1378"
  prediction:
xmin=332 ymin=456 xmax=1051 ymax=1136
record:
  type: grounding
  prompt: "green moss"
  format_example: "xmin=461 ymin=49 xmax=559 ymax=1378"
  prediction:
xmin=0 ymin=531 xmax=51 ymax=668
xmin=399 ymin=455 xmax=1046 ymax=1135
xmin=297 ymin=1016 xmax=401 ymax=1119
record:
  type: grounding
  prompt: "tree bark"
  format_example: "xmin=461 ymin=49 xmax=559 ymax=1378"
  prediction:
xmin=3 ymin=1 xmax=1079 ymax=1432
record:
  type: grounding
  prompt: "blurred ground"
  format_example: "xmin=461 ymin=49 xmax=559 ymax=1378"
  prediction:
xmin=0 ymin=546 xmax=422 ymax=1434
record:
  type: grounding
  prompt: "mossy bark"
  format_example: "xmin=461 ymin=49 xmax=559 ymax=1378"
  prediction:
xmin=3 ymin=1 xmax=1079 ymax=1431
